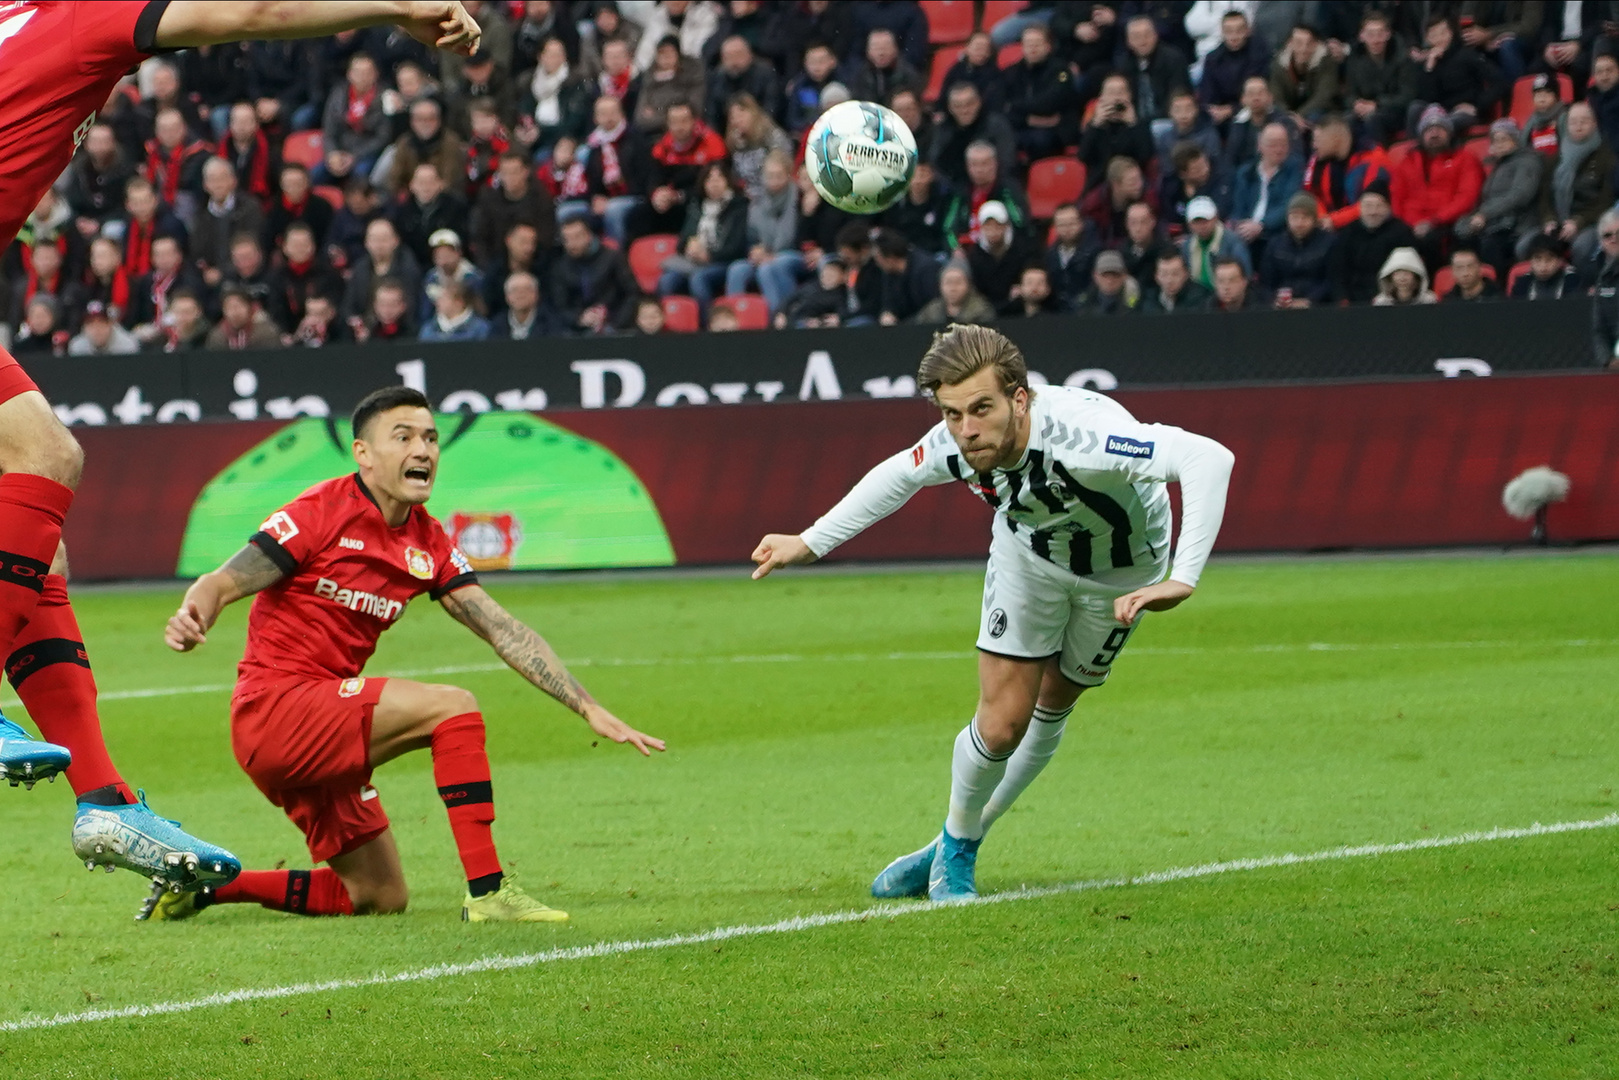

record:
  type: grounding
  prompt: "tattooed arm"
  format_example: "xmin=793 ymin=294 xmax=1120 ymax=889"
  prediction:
xmin=439 ymin=585 xmax=665 ymax=755
xmin=164 ymin=543 xmax=288 ymax=652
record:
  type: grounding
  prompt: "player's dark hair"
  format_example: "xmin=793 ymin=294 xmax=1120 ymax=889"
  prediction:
xmin=353 ymin=386 xmax=433 ymax=441
xmin=918 ymin=324 xmax=1029 ymax=401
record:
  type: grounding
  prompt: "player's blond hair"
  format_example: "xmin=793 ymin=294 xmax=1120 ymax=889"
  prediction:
xmin=917 ymin=324 xmax=1030 ymax=401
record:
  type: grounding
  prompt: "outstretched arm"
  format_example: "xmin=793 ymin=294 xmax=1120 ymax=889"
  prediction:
xmin=164 ymin=543 xmax=288 ymax=651
xmin=439 ymin=585 xmax=664 ymax=756
xmin=752 ymin=442 xmax=943 ymax=578
xmin=1113 ymin=428 xmax=1235 ymax=626
xmin=154 ymin=0 xmax=480 ymax=53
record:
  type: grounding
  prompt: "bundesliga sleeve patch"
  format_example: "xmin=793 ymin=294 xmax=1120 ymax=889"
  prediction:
xmin=1104 ymin=435 xmax=1155 ymax=460
xmin=911 ymin=445 xmax=926 ymax=468
xmin=259 ymin=510 xmax=300 ymax=543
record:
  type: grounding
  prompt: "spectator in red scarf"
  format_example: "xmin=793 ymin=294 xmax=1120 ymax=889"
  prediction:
xmin=355 ymin=278 xmax=417 ymax=342
xmin=593 ymin=38 xmax=636 ymax=107
xmin=114 ymin=178 xmax=189 ymax=279
xmin=220 ymin=102 xmax=280 ymax=211
xmin=64 ymin=237 xmax=135 ymax=331
xmin=556 ymin=94 xmax=648 ymax=246
xmin=129 ymin=236 xmax=205 ymax=348
xmin=464 ymin=99 xmax=513 ymax=200
xmin=265 ymin=163 xmax=335 ymax=249
xmin=318 ymin=52 xmax=392 ymax=185
xmin=537 ymin=136 xmax=576 ymax=199
xmin=6 ymin=241 xmax=66 ymax=330
xmin=267 ymin=223 xmax=345 ymax=332
xmin=134 ymin=61 xmax=203 ymax=148
xmin=143 ymin=108 xmax=212 ymax=222
xmin=632 ymin=101 xmax=727 ymax=239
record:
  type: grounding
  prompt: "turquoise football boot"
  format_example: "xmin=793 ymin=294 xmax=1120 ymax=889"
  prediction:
xmin=927 ymin=828 xmax=982 ymax=902
xmin=0 ymin=710 xmax=70 ymax=789
xmin=73 ymin=789 xmax=241 ymax=891
xmin=871 ymin=833 xmax=941 ymax=898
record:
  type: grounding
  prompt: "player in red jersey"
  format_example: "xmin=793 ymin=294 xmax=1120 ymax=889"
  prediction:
xmin=0 ymin=1 xmax=476 ymax=889
xmin=146 ymin=387 xmax=664 ymax=923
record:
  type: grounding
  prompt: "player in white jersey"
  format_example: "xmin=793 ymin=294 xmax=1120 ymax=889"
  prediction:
xmin=750 ymin=325 xmax=1235 ymax=901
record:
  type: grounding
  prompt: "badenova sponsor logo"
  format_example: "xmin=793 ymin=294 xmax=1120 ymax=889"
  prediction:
xmin=1104 ymin=434 xmax=1155 ymax=459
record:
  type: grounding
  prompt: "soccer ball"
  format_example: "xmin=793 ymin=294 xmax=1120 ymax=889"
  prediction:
xmin=805 ymin=100 xmax=918 ymax=215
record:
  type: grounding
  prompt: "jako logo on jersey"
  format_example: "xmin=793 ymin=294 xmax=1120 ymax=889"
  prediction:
xmin=1104 ymin=435 xmax=1155 ymax=459
xmin=314 ymin=578 xmax=404 ymax=622
xmin=339 ymin=537 xmax=365 ymax=551
xmin=988 ymin=608 xmax=1008 ymax=638
xmin=337 ymin=677 xmax=366 ymax=698
xmin=260 ymin=511 xmax=300 ymax=544
xmin=404 ymin=547 xmax=434 ymax=580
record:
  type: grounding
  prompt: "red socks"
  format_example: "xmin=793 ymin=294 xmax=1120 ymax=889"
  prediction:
xmin=5 ymin=574 xmax=132 ymax=801
xmin=210 ymin=868 xmax=354 ymax=915
xmin=432 ymin=712 xmax=503 ymax=889
xmin=0 ymin=473 xmax=73 ymax=661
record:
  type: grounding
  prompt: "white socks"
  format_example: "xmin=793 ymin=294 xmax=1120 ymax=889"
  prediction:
xmin=943 ymin=719 xmax=1011 ymax=841
xmin=980 ymin=702 xmax=1073 ymax=834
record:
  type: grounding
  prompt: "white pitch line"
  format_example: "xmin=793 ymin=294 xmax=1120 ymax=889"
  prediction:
xmin=4 ymin=812 xmax=1615 ymax=1034
xmin=4 ymin=637 xmax=1616 ymax=708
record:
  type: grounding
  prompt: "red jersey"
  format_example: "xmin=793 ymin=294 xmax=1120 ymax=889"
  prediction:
xmin=238 ymin=475 xmax=479 ymax=692
xmin=0 ymin=0 xmax=165 ymax=250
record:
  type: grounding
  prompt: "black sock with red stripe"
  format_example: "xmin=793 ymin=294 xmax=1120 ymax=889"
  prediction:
xmin=432 ymin=712 xmax=503 ymax=895
xmin=5 ymin=573 xmax=133 ymax=802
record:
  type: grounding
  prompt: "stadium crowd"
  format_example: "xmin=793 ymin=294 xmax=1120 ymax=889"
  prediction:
xmin=5 ymin=0 xmax=1619 ymax=359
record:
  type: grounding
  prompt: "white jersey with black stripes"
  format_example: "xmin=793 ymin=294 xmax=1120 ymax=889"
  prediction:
xmin=801 ymin=385 xmax=1235 ymax=589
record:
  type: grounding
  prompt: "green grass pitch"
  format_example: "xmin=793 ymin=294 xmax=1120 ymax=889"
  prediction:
xmin=2 ymin=553 xmax=1617 ymax=1078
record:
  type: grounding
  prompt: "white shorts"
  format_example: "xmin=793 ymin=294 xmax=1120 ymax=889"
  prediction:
xmin=976 ymin=525 xmax=1164 ymax=687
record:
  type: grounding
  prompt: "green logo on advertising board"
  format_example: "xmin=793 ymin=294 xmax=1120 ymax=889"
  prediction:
xmin=177 ymin=412 xmax=675 ymax=576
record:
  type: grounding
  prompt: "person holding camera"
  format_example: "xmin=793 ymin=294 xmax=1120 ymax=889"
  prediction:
xmin=1079 ymin=73 xmax=1155 ymax=188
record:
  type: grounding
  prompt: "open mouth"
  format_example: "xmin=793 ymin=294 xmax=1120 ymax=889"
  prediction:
xmin=403 ymin=465 xmax=432 ymax=483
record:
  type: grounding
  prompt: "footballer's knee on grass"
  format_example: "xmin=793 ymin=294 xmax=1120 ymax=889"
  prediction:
xmin=974 ymin=652 xmax=1047 ymax=754
xmin=329 ymin=831 xmax=409 ymax=914
xmin=0 ymin=392 xmax=84 ymax=488
xmin=370 ymin=680 xmax=480 ymax=764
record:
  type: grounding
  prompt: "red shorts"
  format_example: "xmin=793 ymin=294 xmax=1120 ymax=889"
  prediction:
xmin=230 ymin=674 xmax=392 ymax=864
xmin=0 ymin=347 xmax=39 ymax=407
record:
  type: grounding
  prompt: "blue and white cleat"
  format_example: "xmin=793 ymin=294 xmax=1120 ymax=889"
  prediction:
xmin=0 ymin=711 xmax=70 ymax=790
xmin=871 ymin=833 xmax=941 ymax=898
xmin=927 ymin=828 xmax=982 ymax=903
xmin=72 ymin=790 xmax=241 ymax=892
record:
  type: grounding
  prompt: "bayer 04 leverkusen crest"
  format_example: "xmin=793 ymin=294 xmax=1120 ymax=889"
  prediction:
xmin=447 ymin=512 xmax=524 ymax=571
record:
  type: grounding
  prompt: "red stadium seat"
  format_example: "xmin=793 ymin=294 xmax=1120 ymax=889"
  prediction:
xmin=1505 ymin=260 xmax=1532 ymax=294
xmin=1510 ymin=72 xmax=1573 ymax=126
xmin=628 ymin=233 xmax=679 ymax=294
xmin=717 ymin=294 xmax=770 ymax=330
xmin=997 ymin=42 xmax=1023 ymax=68
xmin=920 ymin=0 xmax=974 ymax=44
xmin=281 ymin=130 xmax=324 ymax=170
xmin=661 ymin=295 xmax=700 ymax=332
xmin=981 ymin=0 xmax=1030 ymax=33
xmin=926 ymin=45 xmax=964 ymax=102
xmin=313 ymin=184 xmax=344 ymax=210
xmin=1432 ymin=262 xmax=1495 ymax=296
xmin=1386 ymin=139 xmax=1416 ymax=166
xmin=1026 ymin=157 xmax=1084 ymax=218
